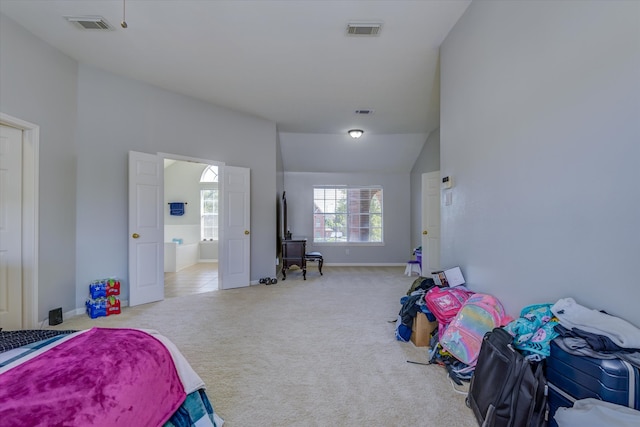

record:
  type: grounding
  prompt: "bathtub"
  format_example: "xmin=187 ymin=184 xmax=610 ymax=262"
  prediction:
xmin=164 ymin=242 xmax=199 ymax=272
xmin=199 ymin=240 xmax=218 ymax=262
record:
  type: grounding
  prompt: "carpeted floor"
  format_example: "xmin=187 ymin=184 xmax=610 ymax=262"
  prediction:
xmin=53 ymin=266 xmax=478 ymax=426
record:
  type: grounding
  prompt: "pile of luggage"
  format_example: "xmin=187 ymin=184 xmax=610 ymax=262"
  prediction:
xmin=397 ymin=275 xmax=640 ymax=427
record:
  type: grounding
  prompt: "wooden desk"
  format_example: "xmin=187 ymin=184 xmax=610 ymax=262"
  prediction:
xmin=281 ymin=239 xmax=306 ymax=280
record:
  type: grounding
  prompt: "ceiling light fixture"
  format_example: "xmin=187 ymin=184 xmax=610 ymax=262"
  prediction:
xmin=348 ymin=129 xmax=364 ymax=139
xmin=121 ymin=0 xmax=128 ymax=28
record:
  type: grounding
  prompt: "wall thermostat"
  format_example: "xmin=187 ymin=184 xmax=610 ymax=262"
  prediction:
xmin=442 ymin=176 xmax=453 ymax=189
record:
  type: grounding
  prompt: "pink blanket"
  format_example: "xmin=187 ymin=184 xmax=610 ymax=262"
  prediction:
xmin=0 ymin=328 xmax=186 ymax=426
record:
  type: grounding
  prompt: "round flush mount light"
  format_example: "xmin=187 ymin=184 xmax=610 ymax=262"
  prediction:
xmin=348 ymin=129 xmax=364 ymax=139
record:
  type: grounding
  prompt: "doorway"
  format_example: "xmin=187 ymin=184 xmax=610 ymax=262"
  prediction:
xmin=421 ymin=171 xmax=441 ymax=274
xmin=129 ymin=151 xmax=251 ymax=306
xmin=0 ymin=113 xmax=39 ymax=329
xmin=163 ymin=157 xmax=220 ymax=297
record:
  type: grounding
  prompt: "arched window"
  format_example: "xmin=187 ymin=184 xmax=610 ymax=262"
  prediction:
xmin=200 ymin=166 xmax=218 ymax=240
xmin=200 ymin=165 xmax=218 ymax=183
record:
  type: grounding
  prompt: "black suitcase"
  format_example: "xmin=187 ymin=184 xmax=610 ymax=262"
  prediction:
xmin=467 ymin=328 xmax=548 ymax=427
xmin=546 ymin=339 xmax=640 ymax=427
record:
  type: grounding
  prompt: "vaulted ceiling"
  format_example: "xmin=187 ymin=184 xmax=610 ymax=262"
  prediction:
xmin=0 ymin=0 xmax=471 ymax=172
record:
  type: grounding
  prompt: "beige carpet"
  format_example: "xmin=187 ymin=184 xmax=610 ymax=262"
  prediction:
xmin=53 ymin=266 xmax=478 ymax=426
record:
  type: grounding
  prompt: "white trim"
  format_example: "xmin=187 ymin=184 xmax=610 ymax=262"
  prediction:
xmin=68 ymin=308 xmax=85 ymax=318
xmin=323 ymin=263 xmax=405 ymax=267
xmin=312 ymin=242 xmax=385 ymax=247
xmin=158 ymin=152 xmax=223 ymax=168
xmin=0 ymin=112 xmax=39 ymax=329
xmin=46 ymin=299 xmax=130 ymax=326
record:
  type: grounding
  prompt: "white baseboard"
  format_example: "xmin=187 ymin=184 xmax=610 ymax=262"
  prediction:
xmin=69 ymin=308 xmax=84 ymax=317
xmin=39 ymin=308 xmax=81 ymax=328
xmin=40 ymin=299 xmax=130 ymax=327
xmin=323 ymin=263 xmax=406 ymax=267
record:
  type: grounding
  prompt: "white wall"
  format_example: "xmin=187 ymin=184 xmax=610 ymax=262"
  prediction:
xmin=0 ymin=13 xmax=279 ymax=317
xmin=440 ymin=1 xmax=640 ymax=325
xmin=74 ymin=65 xmax=278 ymax=307
xmin=0 ymin=14 xmax=79 ymax=320
xmin=284 ymin=171 xmax=411 ymax=264
xmin=164 ymin=161 xmax=211 ymax=244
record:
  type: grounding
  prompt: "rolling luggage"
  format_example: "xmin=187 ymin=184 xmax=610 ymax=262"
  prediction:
xmin=546 ymin=339 xmax=640 ymax=427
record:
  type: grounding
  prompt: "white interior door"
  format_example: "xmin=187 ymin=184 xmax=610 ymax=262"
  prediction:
xmin=421 ymin=171 xmax=441 ymax=274
xmin=0 ymin=125 xmax=23 ymax=330
xmin=128 ymin=151 xmax=164 ymax=306
xmin=221 ymin=166 xmax=250 ymax=289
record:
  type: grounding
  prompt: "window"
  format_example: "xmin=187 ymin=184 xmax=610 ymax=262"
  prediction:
xmin=200 ymin=165 xmax=218 ymax=240
xmin=313 ymin=186 xmax=383 ymax=243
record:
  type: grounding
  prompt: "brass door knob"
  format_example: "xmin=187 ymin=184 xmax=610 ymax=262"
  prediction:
xmin=132 ymin=233 xmax=140 ymax=239
xmin=244 ymin=230 xmax=250 ymax=235
xmin=422 ymin=230 xmax=428 ymax=235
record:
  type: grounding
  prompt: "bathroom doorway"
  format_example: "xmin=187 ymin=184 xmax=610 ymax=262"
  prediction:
xmin=163 ymin=158 xmax=219 ymax=297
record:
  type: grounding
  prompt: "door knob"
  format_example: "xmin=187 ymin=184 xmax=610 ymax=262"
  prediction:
xmin=244 ymin=230 xmax=250 ymax=235
xmin=132 ymin=233 xmax=140 ymax=239
xmin=422 ymin=230 xmax=428 ymax=235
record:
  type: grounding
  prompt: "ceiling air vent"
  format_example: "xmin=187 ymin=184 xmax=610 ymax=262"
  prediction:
xmin=346 ymin=23 xmax=382 ymax=36
xmin=355 ymin=109 xmax=374 ymax=115
xmin=65 ymin=16 xmax=113 ymax=30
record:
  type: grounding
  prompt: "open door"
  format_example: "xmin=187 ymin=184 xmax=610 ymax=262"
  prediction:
xmin=421 ymin=171 xmax=441 ymax=274
xmin=128 ymin=151 xmax=164 ymax=306
xmin=220 ymin=166 xmax=250 ymax=289
xmin=0 ymin=125 xmax=23 ymax=330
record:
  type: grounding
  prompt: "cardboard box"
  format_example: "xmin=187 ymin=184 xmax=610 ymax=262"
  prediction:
xmin=410 ymin=312 xmax=438 ymax=347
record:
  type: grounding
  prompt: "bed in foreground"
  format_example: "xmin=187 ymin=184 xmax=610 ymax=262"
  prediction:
xmin=0 ymin=327 xmax=223 ymax=427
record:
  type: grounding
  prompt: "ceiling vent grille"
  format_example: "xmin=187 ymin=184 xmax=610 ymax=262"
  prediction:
xmin=65 ymin=16 xmax=113 ymax=30
xmin=355 ymin=109 xmax=374 ymax=115
xmin=346 ymin=23 xmax=382 ymax=36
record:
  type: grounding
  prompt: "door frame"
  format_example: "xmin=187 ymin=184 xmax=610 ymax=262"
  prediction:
xmin=158 ymin=152 xmax=226 ymax=289
xmin=0 ymin=112 xmax=39 ymax=328
xmin=421 ymin=170 xmax=441 ymax=275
